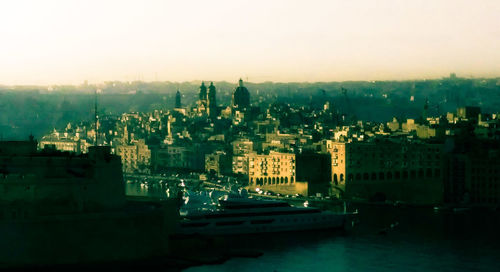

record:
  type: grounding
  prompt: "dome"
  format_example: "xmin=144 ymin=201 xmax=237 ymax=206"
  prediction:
xmin=232 ymin=79 xmax=250 ymax=109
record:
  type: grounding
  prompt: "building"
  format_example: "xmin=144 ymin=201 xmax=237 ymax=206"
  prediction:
xmin=115 ymin=139 xmax=151 ymax=174
xmin=197 ymin=82 xmax=208 ymax=115
xmin=325 ymin=140 xmax=444 ymax=204
xmin=205 ymin=151 xmax=231 ymax=176
xmin=151 ymin=144 xmax=211 ymax=173
xmin=0 ymin=139 xmax=178 ymax=267
xmin=295 ymin=152 xmax=331 ymax=197
xmin=39 ymin=130 xmax=90 ymax=154
xmin=246 ymin=151 xmax=332 ymax=197
xmin=175 ymin=89 xmax=182 ymax=108
xmin=232 ymin=139 xmax=254 ymax=175
xmin=207 ymin=82 xmax=217 ymax=118
xmin=247 ymin=151 xmax=299 ymax=194
xmin=444 ymin=139 xmax=500 ymax=206
xmin=457 ymin=106 xmax=481 ymax=122
xmin=232 ymin=79 xmax=250 ymax=111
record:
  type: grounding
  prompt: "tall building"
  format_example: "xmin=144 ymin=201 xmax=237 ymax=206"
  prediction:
xmin=175 ymin=89 xmax=181 ymax=108
xmin=208 ymin=82 xmax=217 ymax=118
xmin=232 ymin=78 xmax=250 ymax=111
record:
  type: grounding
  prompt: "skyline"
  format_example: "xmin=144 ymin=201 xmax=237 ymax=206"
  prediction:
xmin=1 ymin=0 xmax=500 ymax=85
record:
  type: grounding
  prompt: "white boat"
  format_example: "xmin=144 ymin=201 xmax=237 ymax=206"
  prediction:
xmin=177 ymin=195 xmax=356 ymax=236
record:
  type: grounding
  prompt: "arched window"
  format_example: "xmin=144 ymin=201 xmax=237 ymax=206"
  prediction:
xmin=403 ymin=171 xmax=408 ymax=179
xmin=333 ymin=174 xmax=338 ymax=185
xmin=291 ymin=177 xmax=294 ymax=183
xmin=250 ymin=178 xmax=253 ymax=184
xmin=272 ymin=177 xmax=276 ymax=184
xmin=264 ymin=177 xmax=268 ymax=184
xmin=285 ymin=177 xmax=288 ymax=183
xmin=280 ymin=177 xmax=284 ymax=184
xmin=387 ymin=172 xmax=392 ymax=180
xmin=395 ymin=171 xmax=400 ymax=179
xmin=340 ymin=174 xmax=344 ymax=182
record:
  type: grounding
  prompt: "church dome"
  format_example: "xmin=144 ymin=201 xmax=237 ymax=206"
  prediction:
xmin=232 ymin=79 xmax=250 ymax=109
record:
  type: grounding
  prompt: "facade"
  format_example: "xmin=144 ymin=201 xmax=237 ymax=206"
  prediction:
xmin=247 ymin=152 xmax=304 ymax=195
xmin=444 ymin=139 xmax=500 ymax=205
xmin=39 ymin=130 xmax=90 ymax=154
xmin=115 ymin=139 xmax=151 ymax=174
xmin=325 ymin=140 xmax=444 ymax=204
xmin=232 ymin=139 xmax=254 ymax=175
xmin=205 ymin=151 xmax=231 ymax=176
xmin=151 ymin=144 xmax=209 ymax=173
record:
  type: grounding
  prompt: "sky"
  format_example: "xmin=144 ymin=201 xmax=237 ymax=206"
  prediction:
xmin=0 ymin=0 xmax=499 ymax=85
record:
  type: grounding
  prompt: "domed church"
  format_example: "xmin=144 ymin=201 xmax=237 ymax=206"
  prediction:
xmin=232 ymin=78 xmax=250 ymax=110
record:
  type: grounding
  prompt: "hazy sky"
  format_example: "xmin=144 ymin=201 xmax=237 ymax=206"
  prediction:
xmin=1 ymin=0 xmax=499 ymax=85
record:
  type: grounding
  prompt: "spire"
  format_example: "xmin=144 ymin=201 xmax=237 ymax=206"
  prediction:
xmin=175 ymin=89 xmax=181 ymax=108
xmin=239 ymin=78 xmax=244 ymax=87
xmin=199 ymin=82 xmax=207 ymax=101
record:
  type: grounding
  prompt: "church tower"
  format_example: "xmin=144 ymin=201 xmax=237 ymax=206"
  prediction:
xmin=208 ymin=82 xmax=217 ymax=118
xmin=197 ymin=82 xmax=208 ymax=115
xmin=175 ymin=89 xmax=182 ymax=108
xmin=199 ymin=82 xmax=207 ymax=102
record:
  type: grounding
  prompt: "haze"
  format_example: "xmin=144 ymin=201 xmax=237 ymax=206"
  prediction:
xmin=1 ymin=0 xmax=499 ymax=85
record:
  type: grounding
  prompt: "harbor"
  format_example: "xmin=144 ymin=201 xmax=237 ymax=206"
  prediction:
xmin=124 ymin=176 xmax=500 ymax=272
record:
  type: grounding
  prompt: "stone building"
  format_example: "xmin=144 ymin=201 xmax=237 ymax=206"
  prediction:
xmin=325 ymin=139 xmax=444 ymax=204
xmin=232 ymin=139 xmax=254 ymax=176
xmin=205 ymin=151 xmax=231 ymax=177
xmin=247 ymin=151 xmax=298 ymax=194
xmin=115 ymin=139 xmax=151 ymax=174
xmin=444 ymin=139 xmax=500 ymax=206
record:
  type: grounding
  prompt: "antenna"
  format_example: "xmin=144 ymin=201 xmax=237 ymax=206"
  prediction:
xmin=94 ymin=89 xmax=98 ymax=146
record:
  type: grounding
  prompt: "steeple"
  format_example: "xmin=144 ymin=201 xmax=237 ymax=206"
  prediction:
xmin=199 ymin=82 xmax=207 ymax=101
xmin=175 ymin=89 xmax=181 ymax=108
xmin=239 ymin=78 xmax=244 ymax=87
xmin=208 ymin=82 xmax=217 ymax=118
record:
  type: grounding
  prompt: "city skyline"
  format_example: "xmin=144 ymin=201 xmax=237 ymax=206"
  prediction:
xmin=1 ymin=0 xmax=500 ymax=85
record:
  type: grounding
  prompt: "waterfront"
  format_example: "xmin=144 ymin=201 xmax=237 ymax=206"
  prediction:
xmin=126 ymin=184 xmax=500 ymax=272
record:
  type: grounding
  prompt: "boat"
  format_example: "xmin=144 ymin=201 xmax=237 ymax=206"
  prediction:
xmin=177 ymin=193 xmax=356 ymax=236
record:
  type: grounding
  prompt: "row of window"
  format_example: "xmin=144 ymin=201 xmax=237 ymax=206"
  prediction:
xmin=334 ymin=168 xmax=441 ymax=182
xmin=250 ymin=176 xmax=295 ymax=185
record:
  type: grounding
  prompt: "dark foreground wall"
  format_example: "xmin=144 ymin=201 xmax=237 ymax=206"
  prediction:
xmin=0 ymin=200 xmax=179 ymax=269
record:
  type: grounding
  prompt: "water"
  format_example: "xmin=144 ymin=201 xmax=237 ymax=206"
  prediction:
xmin=126 ymin=184 xmax=500 ymax=272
